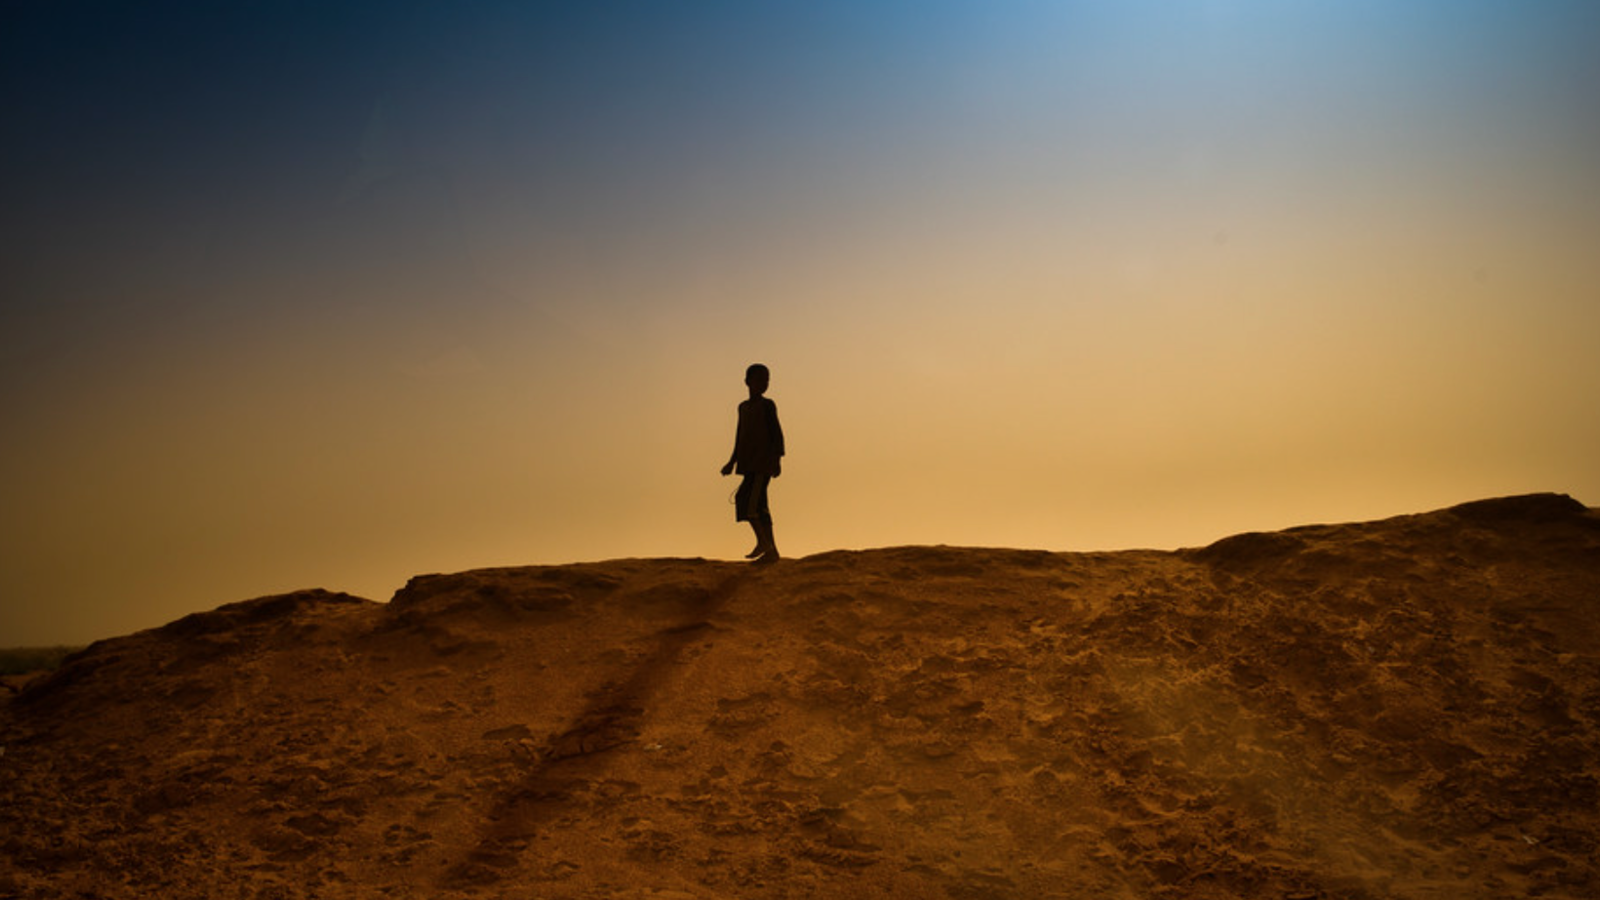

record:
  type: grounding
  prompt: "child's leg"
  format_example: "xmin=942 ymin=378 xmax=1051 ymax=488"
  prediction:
xmin=754 ymin=517 xmax=779 ymax=562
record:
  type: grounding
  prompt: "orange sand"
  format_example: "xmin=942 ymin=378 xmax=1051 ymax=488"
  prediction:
xmin=3 ymin=494 xmax=1598 ymax=899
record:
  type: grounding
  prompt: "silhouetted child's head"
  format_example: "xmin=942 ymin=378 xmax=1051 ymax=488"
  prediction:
xmin=745 ymin=363 xmax=770 ymax=396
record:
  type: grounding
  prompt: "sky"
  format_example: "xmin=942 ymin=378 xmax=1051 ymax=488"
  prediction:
xmin=4 ymin=1 xmax=1598 ymax=645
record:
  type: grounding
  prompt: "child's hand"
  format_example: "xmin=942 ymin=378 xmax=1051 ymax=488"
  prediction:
xmin=720 ymin=462 xmax=734 ymax=476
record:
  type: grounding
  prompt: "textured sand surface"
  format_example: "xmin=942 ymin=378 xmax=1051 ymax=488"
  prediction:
xmin=4 ymin=494 xmax=1599 ymax=899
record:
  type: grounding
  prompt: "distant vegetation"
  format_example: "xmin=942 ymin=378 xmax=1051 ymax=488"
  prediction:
xmin=0 ymin=646 xmax=82 ymax=677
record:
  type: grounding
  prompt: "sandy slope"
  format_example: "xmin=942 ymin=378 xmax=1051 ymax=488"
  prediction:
xmin=3 ymin=494 xmax=1599 ymax=899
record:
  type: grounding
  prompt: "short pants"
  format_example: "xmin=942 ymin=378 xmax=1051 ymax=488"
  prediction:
xmin=735 ymin=474 xmax=772 ymax=523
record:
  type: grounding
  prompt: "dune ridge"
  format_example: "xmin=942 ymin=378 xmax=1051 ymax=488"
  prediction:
xmin=3 ymin=494 xmax=1599 ymax=899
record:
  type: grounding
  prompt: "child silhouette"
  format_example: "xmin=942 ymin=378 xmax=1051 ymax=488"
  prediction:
xmin=720 ymin=363 xmax=784 ymax=563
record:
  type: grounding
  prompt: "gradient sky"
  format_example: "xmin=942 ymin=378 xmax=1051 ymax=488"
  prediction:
xmin=4 ymin=1 xmax=1598 ymax=645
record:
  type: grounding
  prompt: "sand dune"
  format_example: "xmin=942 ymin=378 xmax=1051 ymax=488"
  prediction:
xmin=4 ymin=493 xmax=1599 ymax=899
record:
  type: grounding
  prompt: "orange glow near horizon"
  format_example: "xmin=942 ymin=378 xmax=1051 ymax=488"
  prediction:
xmin=3 ymin=2 xmax=1598 ymax=644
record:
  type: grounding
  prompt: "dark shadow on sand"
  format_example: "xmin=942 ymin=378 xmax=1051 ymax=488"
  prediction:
xmin=444 ymin=568 xmax=755 ymax=887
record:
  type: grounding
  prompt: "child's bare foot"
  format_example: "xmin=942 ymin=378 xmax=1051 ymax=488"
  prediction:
xmin=745 ymin=545 xmax=764 ymax=559
xmin=752 ymin=549 xmax=780 ymax=565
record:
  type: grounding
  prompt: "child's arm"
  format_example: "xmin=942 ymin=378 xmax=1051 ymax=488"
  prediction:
xmin=768 ymin=401 xmax=783 ymax=477
xmin=721 ymin=417 xmax=738 ymax=475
